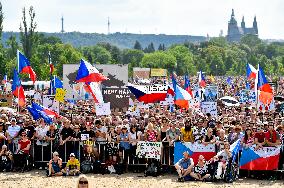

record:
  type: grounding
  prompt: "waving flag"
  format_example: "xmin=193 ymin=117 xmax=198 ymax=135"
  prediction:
xmin=240 ymin=146 xmax=280 ymax=170
xmin=184 ymin=75 xmax=193 ymax=98
xmin=50 ymin=76 xmax=63 ymax=95
xmin=127 ymin=84 xmax=168 ymax=104
xmin=83 ymin=82 xmax=104 ymax=103
xmin=48 ymin=51 xmax=54 ymax=75
xmin=76 ymin=59 xmax=107 ymax=83
xmin=12 ymin=69 xmax=25 ymax=107
xmin=257 ymin=65 xmax=273 ymax=105
xmin=174 ymin=84 xmax=192 ymax=109
xmin=27 ymin=105 xmax=52 ymax=124
xmin=27 ymin=106 xmax=41 ymax=120
xmin=174 ymin=142 xmax=216 ymax=164
xmin=17 ymin=50 xmax=36 ymax=83
xmin=198 ymin=71 xmax=206 ymax=88
xmin=32 ymin=102 xmax=59 ymax=118
xmin=246 ymin=63 xmax=257 ymax=79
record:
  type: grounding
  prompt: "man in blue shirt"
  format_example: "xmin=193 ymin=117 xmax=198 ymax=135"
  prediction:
xmin=175 ymin=151 xmax=194 ymax=182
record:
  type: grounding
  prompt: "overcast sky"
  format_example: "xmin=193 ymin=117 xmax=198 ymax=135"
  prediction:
xmin=2 ymin=0 xmax=284 ymax=39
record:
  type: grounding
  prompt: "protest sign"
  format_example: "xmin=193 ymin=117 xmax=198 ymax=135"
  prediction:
xmin=95 ymin=102 xmax=111 ymax=116
xmin=201 ymin=102 xmax=217 ymax=117
xmin=0 ymin=94 xmax=13 ymax=107
xmin=81 ymin=134 xmax=90 ymax=141
xmin=150 ymin=68 xmax=167 ymax=77
xmin=42 ymin=95 xmax=60 ymax=114
xmin=136 ymin=141 xmax=162 ymax=160
xmin=55 ymin=88 xmax=67 ymax=102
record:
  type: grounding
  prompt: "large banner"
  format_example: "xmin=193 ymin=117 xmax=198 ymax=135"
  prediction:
xmin=174 ymin=142 xmax=216 ymax=164
xmin=150 ymin=68 xmax=167 ymax=77
xmin=42 ymin=95 xmax=60 ymax=114
xmin=136 ymin=141 xmax=162 ymax=160
xmin=133 ymin=67 xmax=150 ymax=79
xmin=201 ymin=102 xmax=217 ymax=117
xmin=63 ymin=64 xmax=129 ymax=109
xmin=240 ymin=146 xmax=281 ymax=170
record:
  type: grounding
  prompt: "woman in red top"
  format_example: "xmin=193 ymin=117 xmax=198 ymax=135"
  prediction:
xmin=16 ymin=132 xmax=31 ymax=172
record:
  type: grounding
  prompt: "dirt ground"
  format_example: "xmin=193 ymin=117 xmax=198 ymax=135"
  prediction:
xmin=0 ymin=171 xmax=283 ymax=188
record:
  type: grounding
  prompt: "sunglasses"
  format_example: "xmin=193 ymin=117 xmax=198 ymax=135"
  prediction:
xmin=22 ymin=135 xmax=27 ymax=137
xmin=79 ymin=180 xmax=88 ymax=184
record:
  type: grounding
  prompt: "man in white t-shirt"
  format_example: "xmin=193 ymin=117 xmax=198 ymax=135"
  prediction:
xmin=7 ymin=118 xmax=20 ymax=140
xmin=94 ymin=119 xmax=107 ymax=142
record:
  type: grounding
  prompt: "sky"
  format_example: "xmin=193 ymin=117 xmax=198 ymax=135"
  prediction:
xmin=2 ymin=0 xmax=284 ymax=39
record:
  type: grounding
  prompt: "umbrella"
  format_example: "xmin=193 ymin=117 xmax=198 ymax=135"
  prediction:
xmin=219 ymin=96 xmax=240 ymax=107
xmin=274 ymin=95 xmax=284 ymax=102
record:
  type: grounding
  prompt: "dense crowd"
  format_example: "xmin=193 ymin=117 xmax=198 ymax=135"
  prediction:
xmin=0 ymin=76 xmax=283 ymax=183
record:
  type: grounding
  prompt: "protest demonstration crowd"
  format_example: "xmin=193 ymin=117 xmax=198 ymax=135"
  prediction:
xmin=0 ymin=51 xmax=283 ymax=185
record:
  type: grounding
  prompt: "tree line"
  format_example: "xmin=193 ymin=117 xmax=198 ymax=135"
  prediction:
xmin=0 ymin=4 xmax=284 ymax=81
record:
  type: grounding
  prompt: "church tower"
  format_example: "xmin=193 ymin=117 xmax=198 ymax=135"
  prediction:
xmin=253 ymin=16 xmax=258 ymax=35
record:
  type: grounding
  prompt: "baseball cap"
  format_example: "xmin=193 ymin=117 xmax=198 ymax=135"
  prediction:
xmin=70 ymin=153 xmax=75 ymax=157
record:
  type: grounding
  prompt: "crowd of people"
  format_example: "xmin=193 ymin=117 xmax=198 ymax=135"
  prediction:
xmin=0 ymin=76 xmax=283 ymax=183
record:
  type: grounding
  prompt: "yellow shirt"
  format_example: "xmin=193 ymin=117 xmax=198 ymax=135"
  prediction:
xmin=180 ymin=127 xmax=194 ymax=142
xmin=66 ymin=158 xmax=80 ymax=170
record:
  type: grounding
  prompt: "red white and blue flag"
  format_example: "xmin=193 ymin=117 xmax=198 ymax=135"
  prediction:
xmin=76 ymin=59 xmax=107 ymax=83
xmin=256 ymin=65 xmax=273 ymax=105
xmin=246 ymin=63 xmax=257 ymax=79
xmin=17 ymin=50 xmax=37 ymax=83
xmin=174 ymin=142 xmax=216 ymax=164
xmin=12 ymin=69 xmax=25 ymax=107
xmin=83 ymin=82 xmax=104 ymax=103
xmin=32 ymin=102 xmax=59 ymax=118
xmin=48 ymin=51 xmax=54 ymax=75
xmin=127 ymin=84 xmax=169 ymax=104
xmin=240 ymin=146 xmax=281 ymax=170
xmin=198 ymin=71 xmax=206 ymax=88
xmin=184 ymin=75 xmax=193 ymax=98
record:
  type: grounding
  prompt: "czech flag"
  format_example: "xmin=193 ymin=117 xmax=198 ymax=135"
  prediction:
xmin=198 ymin=70 xmax=206 ymax=88
xmin=27 ymin=105 xmax=53 ymax=124
xmin=240 ymin=146 xmax=281 ymax=170
xmin=83 ymin=82 xmax=104 ymax=103
xmin=49 ymin=51 xmax=54 ymax=75
xmin=12 ymin=69 xmax=25 ymax=107
xmin=184 ymin=75 xmax=193 ymax=98
xmin=17 ymin=50 xmax=36 ymax=83
xmin=257 ymin=65 xmax=273 ymax=105
xmin=174 ymin=142 xmax=216 ymax=164
xmin=246 ymin=63 xmax=257 ymax=79
xmin=32 ymin=102 xmax=59 ymax=118
xmin=127 ymin=84 xmax=168 ymax=104
xmin=172 ymin=76 xmax=192 ymax=108
xmin=76 ymin=59 xmax=108 ymax=83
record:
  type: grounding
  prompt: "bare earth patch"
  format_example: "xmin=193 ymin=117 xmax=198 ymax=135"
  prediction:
xmin=0 ymin=171 xmax=283 ymax=188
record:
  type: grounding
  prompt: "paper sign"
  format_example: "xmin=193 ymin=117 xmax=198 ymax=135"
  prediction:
xmin=95 ymin=102 xmax=111 ymax=116
xmin=42 ymin=95 xmax=60 ymax=114
xmin=201 ymin=102 xmax=217 ymax=117
xmin=55 ymin=88 xmax=67 ymax=102
xmin=81 ymin=134 xmax=90 ymax=141
xmin=136 ymin=141 xmax=162 ymax=159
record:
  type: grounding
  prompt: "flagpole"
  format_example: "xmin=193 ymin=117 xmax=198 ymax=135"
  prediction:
xmin=256 ymin=64 xmax=259 ymax=114
xmin=17 ymin=50 xmax=20 ymax=112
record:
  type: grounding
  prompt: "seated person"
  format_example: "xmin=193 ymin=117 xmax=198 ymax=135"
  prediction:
xmin=190 ymin=155 xmax=211 ymax=181
xmin=47 ymin=151 xmax=63 ymax=177
xmin=215 ymin=142 xmax=232 ymax=179
xmin=64 ymin=153 xmax=81 ymax=176
xmin=174 ymin=151 xmax=194 ymax=182
xmin=0 ymin=145 xmax=13 ymax=172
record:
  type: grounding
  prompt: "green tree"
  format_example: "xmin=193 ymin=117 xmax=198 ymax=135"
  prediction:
xmin=141 ymin=51 xmax=176 ymax=72
xmin=19 ymin=6 xmax=37 ymax=59
xmin=144 ymin=42 xmax=155 ymax=53
xmin=0 ymin=2 xmax=3 ymax=42
xmin=133 ymin=40 xmax=142 ymax=50
xmin=6 ymin=35 xmax=19 ymax=59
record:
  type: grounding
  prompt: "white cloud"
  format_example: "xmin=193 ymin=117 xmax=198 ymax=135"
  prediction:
xmin=1 ymin=0 xmax=284 ymax=39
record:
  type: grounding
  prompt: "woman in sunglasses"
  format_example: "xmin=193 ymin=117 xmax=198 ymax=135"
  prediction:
xmin=16 ymin=132 xmax=31 ymax=172
xmin=76 ymin=175 xmax=89 ymax=188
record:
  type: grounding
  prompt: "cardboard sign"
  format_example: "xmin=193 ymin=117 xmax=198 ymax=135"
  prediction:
xmin=150 ymin=68 xmax=167 ymax=77
xmin=55 ymin=88 xmax=67 ymax=102
xmin=42 ymin=95 xmax=60 ymax=114
xmin=201 ymin=102 xmax=217 ymax=117
xmin=136 ymin=141 xmax=162 ymax=159
xmin=95 ymin=102 xmax=111 ymax=116
xmin=0 ymin=94 xmax=13 ymax=107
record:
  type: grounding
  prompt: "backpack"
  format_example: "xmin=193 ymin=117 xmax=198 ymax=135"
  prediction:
xmin=144 ymin=160 xmax=161 ymax=177
xmin=81 ymin=160 xmax=93 ymax=174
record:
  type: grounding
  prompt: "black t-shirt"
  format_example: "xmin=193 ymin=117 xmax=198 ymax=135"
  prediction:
xmin=60 ymin=127 xmax=74 ymax=140
xmin=19 ymin=126 xmax=35 ymax=139
xmin=73 ymin=131 xmax=81 ymax=140
xmin=46 ymin=129 xmax=59 ymax=139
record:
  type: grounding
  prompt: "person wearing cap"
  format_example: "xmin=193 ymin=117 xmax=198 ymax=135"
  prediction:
xmin=64 ymin=153 xmax=80 ymax=176
xmin=175 ymin=151 xmax=194 ymax=182
xmin=47 ymin=151 xmax=63 ymax=177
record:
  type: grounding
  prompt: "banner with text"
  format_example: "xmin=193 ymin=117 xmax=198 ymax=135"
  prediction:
xmin=136 ymin=141 xmax=162 ymax=160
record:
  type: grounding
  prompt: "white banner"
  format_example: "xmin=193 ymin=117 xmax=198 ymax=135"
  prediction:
xmin=136 ymin=141 xmax=162 ymax=159
xmin=42 ymin=95 xmax=60 ymax=114
xmin=95 ymin=102 xmax=111 ymax=116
